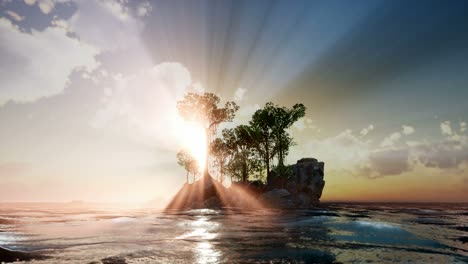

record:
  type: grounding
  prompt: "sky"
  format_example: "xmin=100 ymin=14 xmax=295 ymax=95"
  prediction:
xmin=0 ymin=0 xmax=467 ymax=204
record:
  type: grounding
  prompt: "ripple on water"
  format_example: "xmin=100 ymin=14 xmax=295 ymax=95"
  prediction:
xmin=1 ymin=203 xmax=467 ymax=263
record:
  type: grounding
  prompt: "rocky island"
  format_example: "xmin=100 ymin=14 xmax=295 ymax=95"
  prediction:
xmin=166 ymin=157 xmax=325 ymax=210
xmin=168 ymin=91 xmax=326 ymax=210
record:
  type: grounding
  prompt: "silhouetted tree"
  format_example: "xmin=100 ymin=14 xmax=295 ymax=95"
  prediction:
xmin=176 ymin=150 xmax=199 ymax=183
xmin=223 ymin=125 xmax=262 ymax=183
xmin=271 ymin=103 xmax=306 ymax=166
xmin=210 ymin=137 xmax=230 ymax=183
xmin=177 ymin=92 xmax=239 ymax=179
xmin=249 ymin=102 xmax=306 ymax=175
xmin=249 ymin=102 xmax=277 ymax=176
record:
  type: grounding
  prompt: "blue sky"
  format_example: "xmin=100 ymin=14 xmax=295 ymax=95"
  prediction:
xmin=0 ymin=0 xmax=467 ymax=203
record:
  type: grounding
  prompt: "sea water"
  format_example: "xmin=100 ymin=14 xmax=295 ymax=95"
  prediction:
xmin=0 ymin=203 xmax=467 ymax=263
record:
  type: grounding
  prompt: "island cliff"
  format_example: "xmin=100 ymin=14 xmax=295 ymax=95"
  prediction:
xmin=166 ymin=157 xmax=325 ymax=210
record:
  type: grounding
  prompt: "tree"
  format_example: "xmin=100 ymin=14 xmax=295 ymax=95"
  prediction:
xmin=249 ymin=102 xmax=277 ymax=176
xmin=249 ymin=102 xmax=306 ymax=175
xmin=223 ymin=125 xmax=262 ymax=183
xmin=271 ymin=103 xmax=306 ymax=166
xmin=210 ymin=137 xmax=230 ymax=183
xmin=177 ymin=92 xmax=239 ymax=179
xmin=176 ymin=150 xmax=199 ymax=183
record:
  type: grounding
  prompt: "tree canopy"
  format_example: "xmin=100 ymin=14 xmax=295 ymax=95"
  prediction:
xmin=176 ymin=92 xmax=239 ymax=178
xmin=222 ymin=125 xmax=262 ymax=183
xmin=176 ymin=91 xmax=306 ymax=184
xmin=177 ymin=92 xmax=239 ymax=130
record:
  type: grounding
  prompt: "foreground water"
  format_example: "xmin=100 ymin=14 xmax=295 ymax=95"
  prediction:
xmin=0 ymin=203 xmax=467 ymax=263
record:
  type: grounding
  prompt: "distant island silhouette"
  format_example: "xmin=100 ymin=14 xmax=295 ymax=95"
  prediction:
xmin=167 ymin=92 xmax=325 ymax=210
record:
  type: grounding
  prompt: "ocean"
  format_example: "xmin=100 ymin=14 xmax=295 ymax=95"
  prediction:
xmin=0 ymin=202 xmax=467 ymax=263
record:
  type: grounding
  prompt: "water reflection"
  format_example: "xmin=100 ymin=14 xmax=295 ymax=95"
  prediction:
xmin=196 ymin=242 xmax=221 ymax=264
xmin=0 ymin=204 xmax=466 ymax=263
xmin=176 ymin=212 xmax=221 ymax=263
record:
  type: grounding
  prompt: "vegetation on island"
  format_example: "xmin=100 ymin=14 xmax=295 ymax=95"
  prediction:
xmin=176 ymin=91 xmax=306 ymax=184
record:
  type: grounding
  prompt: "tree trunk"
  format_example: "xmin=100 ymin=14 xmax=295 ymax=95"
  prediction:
xmin=220 ymin=163 xmax=224 ymax=184
xmin=242 ymin=161 xmax=247 ymax=183
xmin=265 ymin=136 xmax=270 ymax=175
xmin=278 ymin=146 xmax=283 ymax=167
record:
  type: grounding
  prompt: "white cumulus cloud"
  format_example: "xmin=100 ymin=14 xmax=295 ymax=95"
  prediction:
xmin=360 ymin=124 xmax=374 ymax=136
xmin=381 ymin=132 xmax=402 ymax=148
xmin=38 ymin=0 xmax=55 ymax=14
xmin=234 ymin=87 xmax=247 ymax=101
xmin=441 ymin=121 xmax=453 ymax=136
xmin=6 ymin=10 xmax=24 ymax=21
xmin=402 ymin=125 xmax=415 ymax=135
xmin=0 ymin=18 xmax=99 ymax=104
xmin=460 ymin=122 xmax=466 ymax=132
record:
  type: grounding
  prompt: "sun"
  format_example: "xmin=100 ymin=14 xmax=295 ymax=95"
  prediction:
xmin=176 ymin=119 xmax=207 ymax=172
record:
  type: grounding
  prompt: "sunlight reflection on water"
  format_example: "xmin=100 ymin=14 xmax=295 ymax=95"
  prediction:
xmin=195 ymin=242 xmax=221 ymax=264
xmin=176 ymin=214 xmax=221 ymax=263
xmin=0 ymin=204 xmax=467 ymax=263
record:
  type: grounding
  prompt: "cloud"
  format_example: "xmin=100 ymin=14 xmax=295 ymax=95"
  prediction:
xmin=292 ymin=118 xmax=319 ymax=134
xmin=414 ymin=121 xmax=468 ymax=169
xmin=234 ymin=87 xmax=247 ymax=102
xmin=380 ymin=132 xmax=401 ymax=147
xmin=460 ymin=122 xmax=466 ymax=132
xmin=292 ymin=118 xmax=468 ymax=182
xmin=402 ymin=125 xmax=415 ymax=135
xmin=38 ymin=0 xmax=55 ymax=14
xmin=293 ymin=119 xmax=306 ymax=131
xmin=440 ymin=121 xmax=452 ymax=136
xmin=380 ymin=125 xmax=415 ymax=147
xmin=366 ymin=148 xmax=410 ymax=177
xmin=99 ymin=0 xmax=131 ymax=21
xmin=360 ymin=124 xmax=374 ymax=136
xmin=24 ymin=0 xmax=72 ymax=15
xmin=0 ymin=17 xmax=99 ymax=104
xmin=24 ymin=0 xmax=36 ymax=5
xmin=137 ymin=1 xmax=152 ymax=17
xmin=415 ymin=140 xmax=468 ymax=169
xmin=69 ymin=0 xmax=142 ymax=51
xmin=93 ymin=62 xmax=192 ymax=144
xmin=302 ymin=129 xmax=370 ymax=172
xmin=67 ymin=0 xmax=151 ymax=74
xmin=6 ymin=10 xmax=24 ymax=21
xmin=299 ymin=128 xmax=412 ymax=179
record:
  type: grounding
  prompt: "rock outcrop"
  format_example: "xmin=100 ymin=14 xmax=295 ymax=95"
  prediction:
xmin=292 ymin=158 xmax=325 ymax=201
xmin=166 ymin=157 xmax=325 ymax=210
xmin=262 ymin=158 xmax=325 ymax=208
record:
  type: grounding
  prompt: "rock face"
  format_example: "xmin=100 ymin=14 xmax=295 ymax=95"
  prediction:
xmin=292 ymin=158 xmax=325 ymax=201
xmin=262 ymin=158 xmax=325 ymax=208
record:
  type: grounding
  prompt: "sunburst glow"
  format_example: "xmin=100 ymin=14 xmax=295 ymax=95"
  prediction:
xmin=175 ymin=118 xmax=207 ymax=173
